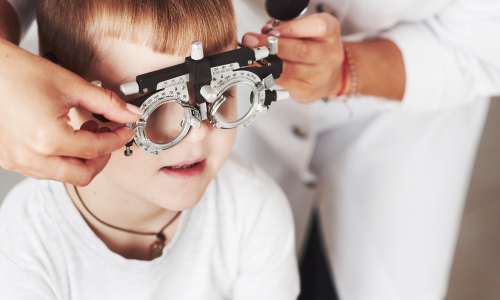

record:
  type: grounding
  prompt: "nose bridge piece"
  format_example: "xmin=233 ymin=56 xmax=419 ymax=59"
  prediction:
xmin=183 ymin=116 xmax=209 ymax=143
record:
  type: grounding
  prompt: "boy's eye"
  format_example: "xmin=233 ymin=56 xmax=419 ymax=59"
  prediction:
xmin=223 ymin=88 xmax=235 ymax=99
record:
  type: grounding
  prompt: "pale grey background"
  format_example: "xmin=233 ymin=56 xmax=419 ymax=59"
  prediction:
xmin=1 ymin=23 xmax=499 ymax=299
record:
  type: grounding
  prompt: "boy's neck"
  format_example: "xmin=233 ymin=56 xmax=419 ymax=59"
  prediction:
xmin=64 ymin=181 xmax=181 ymax=261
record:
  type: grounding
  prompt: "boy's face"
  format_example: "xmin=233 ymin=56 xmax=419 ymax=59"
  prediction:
xmin=72 ymin=38 xmax=237 ymax=211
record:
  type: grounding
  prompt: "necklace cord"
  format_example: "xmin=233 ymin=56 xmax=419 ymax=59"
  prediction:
xmin=73 ymin=186 xmax=181 ymax=237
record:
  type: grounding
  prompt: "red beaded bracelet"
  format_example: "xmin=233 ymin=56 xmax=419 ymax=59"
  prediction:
xmin=323 ymin=45 xmax=358 ymax=118
xmin=336 ymin=46 xmax=349 ymax=96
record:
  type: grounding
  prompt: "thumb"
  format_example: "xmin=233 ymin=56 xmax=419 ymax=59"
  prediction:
xmin=68 ymin=79 xmax=143 ymax=124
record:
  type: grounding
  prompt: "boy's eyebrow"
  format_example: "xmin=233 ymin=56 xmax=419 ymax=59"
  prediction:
xmin=223 ymin=87 xmax=235 ymax=98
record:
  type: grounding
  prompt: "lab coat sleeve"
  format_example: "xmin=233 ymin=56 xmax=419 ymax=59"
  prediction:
xmin=6 ymin=0 xmax=36 ymax=39
xmin=380 ymin=0 xmax=500 ymax=110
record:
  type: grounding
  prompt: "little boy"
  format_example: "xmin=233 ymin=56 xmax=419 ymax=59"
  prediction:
xmin=0 ymin=0 xmax=299 ymax=299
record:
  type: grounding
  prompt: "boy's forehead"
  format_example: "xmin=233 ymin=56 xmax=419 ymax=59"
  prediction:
xmin=96 ymin=38 xmax=186 ymax=83
xmin=95 ymin=37 xmax=236 ymax=86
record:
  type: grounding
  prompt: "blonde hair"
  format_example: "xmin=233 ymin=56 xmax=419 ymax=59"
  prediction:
xmin=37 ymin=0 xmax=237 ymax=76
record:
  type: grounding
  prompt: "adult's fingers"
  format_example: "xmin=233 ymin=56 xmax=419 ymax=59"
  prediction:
xmin=262 ymin=13 xmax=340 ymax=39
xmin=3 ymin=49 xmax=141 ymax=126
xmin=44 ymin=154 xmax=111 ymax=186
xmin=277 ymin=59 xmax=342 ymax=102
xmin=242 ymin=33 xmax=341 ymax=64
xmin=279 ymin=60 xmax=330 ymax=83
xmin=80 ymin=120 xmax=99 ymax=132
xmin=7 ymin=150 xmax=111 ymax=186
xmin=3 ymin=119 xmax=118 ymax=185
xmin=58 ymin=155 xmax=111 ymax=187
xmin=64 ymin=78 xmax=143 ymax=124
xmin=275 ymin=77 xmax=319 ymax=103
xmin=53 ymin=126 xmax=134 ymax=159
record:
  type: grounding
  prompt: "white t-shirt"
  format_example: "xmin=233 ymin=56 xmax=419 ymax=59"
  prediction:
xmin=0 ymin=155 xmax=299 ymax=300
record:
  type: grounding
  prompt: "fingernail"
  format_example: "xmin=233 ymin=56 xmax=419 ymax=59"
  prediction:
xmin=268 ymin=30 xmax=280 ymax=37
xmin=242 ymin=34 xmax=259 ymax=48
xmin=126 ymin=103 xmax=143 ymax=115
xmin=262 ymin=24 xmax=273 ymax=33
xmin=80 ymin=120 xmax=99 ymax=132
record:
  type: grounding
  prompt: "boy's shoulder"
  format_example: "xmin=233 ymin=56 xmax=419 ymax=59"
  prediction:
xmin=216 ymin=153 xmax=286 ymax=204
xmin=0 ymin=178 xmax=62 ymax=252
xmin=0 ymin=177 xmax=44 ymax=226
xmin=203 ymin=154 xmax=293 ymax=228
xmin=196 ymin=154 xmax=299 ymax=298
xmin=218 ymin=153 xmax=261 ymax=181
xmin=218 ymin=153 xmax=278 ymax=187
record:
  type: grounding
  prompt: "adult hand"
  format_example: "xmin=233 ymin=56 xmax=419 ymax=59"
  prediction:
xmin=0 ymin=39 xmax=142 ymax=186
xmin=242 ymin=13 xmax=345 ymax=103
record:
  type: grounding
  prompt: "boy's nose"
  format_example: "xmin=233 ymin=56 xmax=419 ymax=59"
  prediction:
xmin=182 ymin=119 xmax=209 ymax=143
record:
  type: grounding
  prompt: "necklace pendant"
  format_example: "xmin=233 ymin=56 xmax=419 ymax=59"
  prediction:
xmin=149 ymin=238 xmax=165 ymax=259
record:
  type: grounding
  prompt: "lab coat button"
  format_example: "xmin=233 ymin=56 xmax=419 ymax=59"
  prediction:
xmin=316 ymin=3 xmax=337 ymax=16
xmin=292 ymin=125 xmax=308 ymax=139
xmin=300 ymin=172 xmax=317 ymax=188
xmin=304 ymin=181 xmax=317 ymax=189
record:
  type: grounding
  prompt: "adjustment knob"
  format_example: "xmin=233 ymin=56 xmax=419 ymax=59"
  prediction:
xmin=200 ymin=85 xmax=218 ymax=103
xmin=120 ymin=81 xmax=140 ymax=95
xmin=275 ymin=90 xmax=289 ymax=101
xmin=191 ymin=41 xmax=204 ymax=60
xmin=267 ymin=36 xmax=278 ymax=55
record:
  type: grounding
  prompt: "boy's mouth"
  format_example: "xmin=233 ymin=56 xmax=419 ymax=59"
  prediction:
xmin=160 ymin=160 xmax=206 ymax=178
xmin=164 ymin=162 xmax=198 ymax=170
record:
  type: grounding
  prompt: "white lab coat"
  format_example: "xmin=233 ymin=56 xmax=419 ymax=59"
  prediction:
xmin=233 ymin=0 xmax=500 ymax=299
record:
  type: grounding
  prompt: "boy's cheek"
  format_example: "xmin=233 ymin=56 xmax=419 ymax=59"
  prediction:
xmin=220 ymin=128 xmax=237 ymax=152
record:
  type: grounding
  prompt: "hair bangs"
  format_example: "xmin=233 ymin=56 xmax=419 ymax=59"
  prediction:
xmin=38 ymin=0 xmax=237 ymax=75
